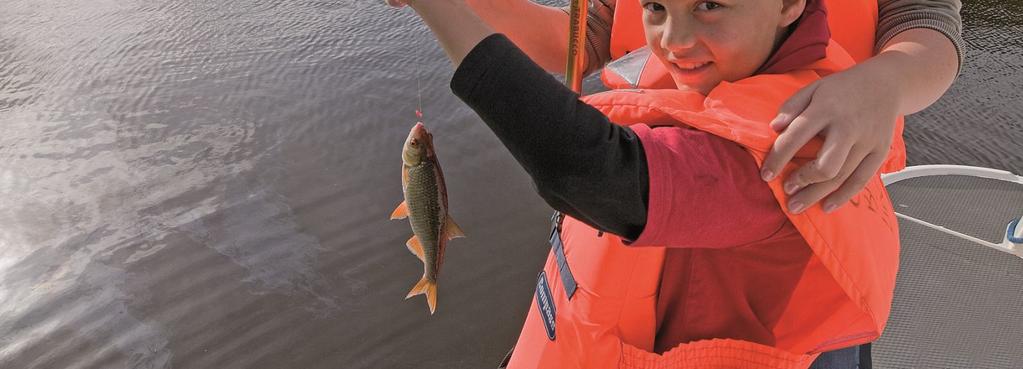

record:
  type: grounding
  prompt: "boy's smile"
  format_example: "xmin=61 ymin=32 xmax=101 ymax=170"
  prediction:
xmin=663 ymin=58 xmax=714 ymax=85
xmin=642 ymin=0 xmax=806 ymax=94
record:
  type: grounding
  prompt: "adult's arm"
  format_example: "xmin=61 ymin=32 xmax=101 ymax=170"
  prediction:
xmin=877 ymin=0 xmax=964 ymax=75
xmin=875 ymin=0 xmax=964 ymax=112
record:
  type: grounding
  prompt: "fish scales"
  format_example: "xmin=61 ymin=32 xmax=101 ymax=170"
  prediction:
xmin=392 ymin=122 xmax=465 ymax=314
xmin=406 ymin=161 xmax=444 ymax=279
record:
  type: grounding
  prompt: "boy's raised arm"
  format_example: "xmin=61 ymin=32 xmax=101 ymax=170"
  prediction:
xmin=407 ymin=0 xmax=496 ymax=67
xmin=463 ymin=0 xmax=575 ymax=72
xmin=390 ymin=0 xmax=604 ymax=74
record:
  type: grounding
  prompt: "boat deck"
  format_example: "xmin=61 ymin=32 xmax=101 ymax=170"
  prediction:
xmin=876 ymin=167 xmax=1023 ymax=368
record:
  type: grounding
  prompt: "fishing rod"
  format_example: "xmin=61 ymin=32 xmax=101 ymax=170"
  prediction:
xmin=553 ymin=0 xmax=589 ymax=232
xmin=565 ymin=0 xmax=588 ymax=94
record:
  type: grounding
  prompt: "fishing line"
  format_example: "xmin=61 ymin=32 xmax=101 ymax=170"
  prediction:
xmin=415 ymin=8 xmax=424 ymax=122
xmin=417 ymin=75 xmax=423 ymax=120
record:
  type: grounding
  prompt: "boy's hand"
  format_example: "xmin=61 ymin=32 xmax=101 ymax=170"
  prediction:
xmin=760 ymin=63 xmax=900 ymax=214
xmin=384 ymin=0 xmax=410 ymax=7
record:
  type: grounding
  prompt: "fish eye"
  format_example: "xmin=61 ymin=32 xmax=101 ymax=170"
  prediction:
xmin=410 ymin=139 xmax=418 ymax=146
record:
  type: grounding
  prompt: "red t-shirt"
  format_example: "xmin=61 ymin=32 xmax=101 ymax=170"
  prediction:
xmin=627 ymin=0 xmax=831 ymax=353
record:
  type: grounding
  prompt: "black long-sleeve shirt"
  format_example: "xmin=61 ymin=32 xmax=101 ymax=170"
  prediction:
xmin=451 ymin=34 xmax=649 ymax=240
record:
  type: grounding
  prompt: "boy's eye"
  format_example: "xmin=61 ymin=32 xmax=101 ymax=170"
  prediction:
xmin=642 ymin=2 xmax=665 ymax=12
xmin=696 ymin=1 xmax=722 ymax=11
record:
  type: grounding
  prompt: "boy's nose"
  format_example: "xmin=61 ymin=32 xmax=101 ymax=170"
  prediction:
xmin=661 ymin=17 xmax=698 ymax=54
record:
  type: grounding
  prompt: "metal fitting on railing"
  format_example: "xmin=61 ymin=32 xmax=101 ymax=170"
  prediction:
xmin=1006 ymin=216 xmax=1023 ymax=257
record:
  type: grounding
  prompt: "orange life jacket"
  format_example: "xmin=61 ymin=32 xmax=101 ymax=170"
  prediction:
xmin=602 ymin=0 xmax=878 ymax=89
xmin=504 ymin=3 xmax=906 ymax=368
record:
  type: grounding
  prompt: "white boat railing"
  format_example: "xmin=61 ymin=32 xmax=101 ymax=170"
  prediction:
xmin=881 ymin=164 xmax=1023 ymax=186
xmin=881 ymin=164 xmax=1023 ymax=258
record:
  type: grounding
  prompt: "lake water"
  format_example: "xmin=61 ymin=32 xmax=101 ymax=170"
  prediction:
xmin=0 ymin=0 xmax=1020 ymax=368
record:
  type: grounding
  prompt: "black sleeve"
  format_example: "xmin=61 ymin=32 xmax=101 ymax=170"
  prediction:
xmin=450 ymin=33 xmax=648 ymax=240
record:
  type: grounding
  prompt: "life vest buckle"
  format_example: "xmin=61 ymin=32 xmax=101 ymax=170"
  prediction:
xmin=550 ymin=211 xmax=565 ymax=233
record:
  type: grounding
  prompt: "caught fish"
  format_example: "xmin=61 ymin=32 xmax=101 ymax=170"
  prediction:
xmin=390 ymin=122 xmax=465 ymax=314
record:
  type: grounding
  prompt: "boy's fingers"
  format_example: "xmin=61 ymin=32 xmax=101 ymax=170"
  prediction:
xmin=781 ymin=139 xmax=855 ymax=194
xmin=821 ymin=152 xmax=887 ymax=213
xmin=761 ymin=115 xmax=822 ymax=182
xmin=770 ymin=81 xmax=818 ymax=132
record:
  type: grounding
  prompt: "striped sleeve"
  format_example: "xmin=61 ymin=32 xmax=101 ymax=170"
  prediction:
xmin=877 ymin=0 xmax=965 ymax=73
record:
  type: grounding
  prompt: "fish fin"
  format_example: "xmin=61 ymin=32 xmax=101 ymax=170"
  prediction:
xmin=426 ymin=282 xmax=438 ymax=315
xmin=390 ymin=201 xmax=408 ymax=220
xmin=444 ymin=216 xmax=465 ymax=240
xmin=405 ymin=276 xmax=438 ymax=314
xmin=405 ymin=276 xmax=429 ymax=299
xmin=406 ymin=236 xmax=425 ymax=262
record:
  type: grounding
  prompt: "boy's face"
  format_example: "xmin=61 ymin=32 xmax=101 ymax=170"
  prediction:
xmin=642 ymin=0 xmax=806 ymax=94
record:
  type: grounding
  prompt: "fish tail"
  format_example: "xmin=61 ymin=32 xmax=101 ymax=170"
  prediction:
xmin=405 ymin=276 xmax=438 ymax=315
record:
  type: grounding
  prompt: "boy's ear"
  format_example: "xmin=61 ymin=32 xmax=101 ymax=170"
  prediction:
xmin=779 ymin=0 xmax=807 ymax=28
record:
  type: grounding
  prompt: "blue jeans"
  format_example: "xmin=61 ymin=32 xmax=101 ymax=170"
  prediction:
xmin=809 ymin=343 xmax=871 ymax=369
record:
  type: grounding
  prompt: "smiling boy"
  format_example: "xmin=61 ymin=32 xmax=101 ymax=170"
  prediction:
xmin=643 ymin=0 xmax=803 ymax=93
xmin=400 ymin=0 xmax=903 ymax=368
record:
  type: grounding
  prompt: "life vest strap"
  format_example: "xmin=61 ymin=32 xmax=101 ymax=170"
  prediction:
xmin=550 ymin=213 xmax=577 ymax=300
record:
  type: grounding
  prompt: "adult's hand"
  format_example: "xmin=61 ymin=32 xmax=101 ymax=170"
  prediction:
xmin=760 ymin=28 xmax=959 ymax=215
xmin=760 ymin=61 xmax=900 ymax=214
